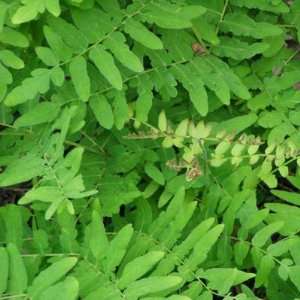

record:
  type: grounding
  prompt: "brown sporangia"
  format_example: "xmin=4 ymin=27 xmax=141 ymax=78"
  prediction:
xmin=272 ymin=66 xmax=283 ymax=76
xmin=191 ymin=42 xmax=206 ymax=55
xmin=166 ymin=158 xmax=202 ymax=182
xmin=185 ymin=159 xmax=202 ymax=182
xmin=294 ymin=82 xmax=300 ymax=90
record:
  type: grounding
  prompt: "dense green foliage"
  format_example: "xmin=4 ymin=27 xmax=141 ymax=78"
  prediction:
xmin=1 ymin=0 xmax=300 ymax=299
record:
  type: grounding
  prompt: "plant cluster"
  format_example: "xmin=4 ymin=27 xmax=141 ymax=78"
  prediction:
xmin=1 ymin=0 xmax=300 ymax=299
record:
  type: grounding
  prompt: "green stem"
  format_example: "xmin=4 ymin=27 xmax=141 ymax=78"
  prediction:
xmin=0 ymin=294 xmax=27 ymax=300
xmin=216 ymin=0 xmax=229 ymax=34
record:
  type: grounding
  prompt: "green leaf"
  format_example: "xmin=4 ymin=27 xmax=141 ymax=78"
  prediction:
xmin=28 ymin=257 xmax=78 ymax=299
xmin=5 ymin=68 xmax=51 ymax=106
xmin=145 ymin=163 xmax=165 ymax=185
xmin=98 ymin=0 xmax=120 ymax=12
xmin=267 ymin=239 xmax=290 ymax=257
xmin=252 ymin=222 xmax=284 ymax=248
xmin=167 ymin=297 xmax=191 ymax=300
xmin=113 ymin=91 xmax=128 ymax=130
xmin=258 ymin=111 xmax=283 ymax=128
xmin=35 ymin=46 xmax=59 ymax=66
xmin=14 ymin=102 xmax=60 ymax=127
xmin=199 ymin=268 xmax=255 ymax=295
xmin=230 ymin=0 xmax=289 ymax=13
xmin=135 ymin=88 xmax=153 ymax=123
xmin=43 ymin=25 xmax=72 ymax=61
xmin=172 ymin=64 xmax=208 ymax=116
xmin=51 ymin=66 xmax=65 ymax=86
xmin=118 ymin=251 xmax=165 ymax=289
xmin=234 ymin=241 xmax=250 ymax=266
xmin=0 ymin=27 xmax=29 ymax=48
xmin=180 ymin=225 xmax=224 ymax=274
xmin=192 ymin=18 xmax=219 ymax=45
xmin=71 ymin=6 xmax=113 ymax=44
xmin=0 ymin=247 xmax=9 ymax=294
xmin=45 ymin=0 xmax=61 ymax=17
xmin=212 ymin=37 xmax=269 ymax=60
xmin=89 ymin=95 xmax=114 ymax=129
xmin=192 ymin=58 xmax=230 ymax=105
xmin=243 ymin=208 xmax=269 ymax=230
xmin=124 ymin=19 xmax=163 ymax=50
xmin=0 ymin=154 xmax=45 ymax=187
xmin=0 ymin=2 xmax=8 ymax=31
xmin=280 ymin=166 xmax=289 ymax=178
xmin=47 ymin=16 xmax=88 ymax=53
xmin=85 ymin=210 xmax=109 ymax=261
xmin=271 ymin=190 xmax=300 ymax=206
xmin=104 ymin=224 xmax=133 ymax=273
xmin=265 ymin=71 xmax=300 ymax=94
xmin=221 ymin=13 xmax=282 ymax=38
xmin=7 ymin=243 xmax=28 ymax=294
xmin=255 ymin=255 xmax=275 ymax=288
xmin=12 ymin=0 xmax=41 ymax=24
xmin=145 ymin=3 xmax=206 ymax=29
xmin=263 ymin=33 xmax=285 ymax=57
xmin=89 ymin=45 xmax=122 ymax=90
xmin=105 ymin=32 xmax=143 ymax=72
xmin=0 ymin=63 xmax=12 ymax=85
xmin=69 ymin=56 xmax=90 ymax=101
xmin=19 ymin=186 xmax=63 ymax=205
xmin=289 ymin=110 xmax=300 ymax=126
xmin=0 ymin=50 xmax=24 ymax=69
xmin=290 ymin=1 xmax=300 ymax=42
xmin=260 ymin=173 xmax=278 ymax=189
xmin=124 ymin=276 xmax=183 ymax=300
xmin=85 ymin=285 xmax=122 ymax=300
xmin=38 ymin=276 xmax=79 ymax=300
xmin=0 ymin=205 xmax=25 ymax=249
xmin=100 ymin=174 xmax=141 ymax=216
xmin=289 ymin=266 xmax=300 ymax=291
xmin=153 ymin=218 xmax=215 ymax=275
xmin=175 ymin=119 xmax=189 ymax=137
xmin=159 ymin=186 xmax=186 ymax=221
xmin=158 ymin=110 xmax=167 ymax=132
xmin=268 ymin=122 xmax=296 ymax=146
xmin=287 ymin=176 xmax=300 ymax=190
xmin=204 ymin=56 xmax=250 ymax=100
xmin=215 ymin=113 xmax=257 ymax=135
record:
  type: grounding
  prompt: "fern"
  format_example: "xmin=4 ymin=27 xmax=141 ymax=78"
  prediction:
xmin=0 ymin=193 xmax=256 ymax=299
xmin=128 ymin=110 xmax=300 ymax=187
xmin=1 ymin=0 xmax=300 ymax=298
